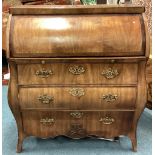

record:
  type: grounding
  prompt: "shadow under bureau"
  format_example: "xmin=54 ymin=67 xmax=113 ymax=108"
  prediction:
xmin=6 ymin=5 xmax=149 ymax=153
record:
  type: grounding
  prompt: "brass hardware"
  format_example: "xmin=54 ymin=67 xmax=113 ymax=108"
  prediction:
xmin=69 ymin=65 xmax=85 ymax=75
xmin=68 ymin=88 xmax=85 ymax=98
xmin=38 ymin=94 xmax=54 ymax=104
xmin=41 ymin=60 xmax=45 ymax=64
xmin=101 ymin=68 xmax=119 ymax=79
xmin=70 ymin=112 xmax=83 ymax=119
xmin=40 ymin=118 xmax=55 ymax=125
xmin=99 ymin=116 xmax=115 ymax=125
xmin=101 ymin=94 xmax=118 ymax=103
xmin=36 ymin=68 xmax=53 ymax=78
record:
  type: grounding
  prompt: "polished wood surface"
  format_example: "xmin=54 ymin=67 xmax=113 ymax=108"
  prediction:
xmin=19 ymin=87 xmax=136 ymax=110
xmin=18 ymin=63 xmax=138 ymax=85
xmin=6 ymin=14 xmax=11 ymax=58
xmin=9 ymin=5 xmax=145 ymax=15
xmin=21 ymin=0 xmax=74 ymax=5
xmin=10 ymin=15 xmax=144 ymax=57
xmin=146 ymin=58 xmax=152 ymax=109
xmin=85 ymin=111 xmax=134 ymax=138
xmin=22 ymin=111 xmax=134 ymax=138
xmin=8 ymin=62 xmax=26 ymax=153
xmin=7 ymin=5 xmax=148 ymax=153
xmin=128 ymin=61 xmax=147 ymax=152
xmin=143 ymin=13 xmax=150 ymax=58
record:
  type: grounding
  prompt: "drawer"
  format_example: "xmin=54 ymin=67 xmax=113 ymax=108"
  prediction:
xmin=22 ymin=111 xmax=134 ymax=138
xmin=22 ymin=111 xmax=71 ymax=138
xmin=18 ymin=63 xmax=138 ymax=85
xmin=19 ymin=87 xmax=136 ymax=110
xmin=84 ymin=111 xmax=134 ymax=138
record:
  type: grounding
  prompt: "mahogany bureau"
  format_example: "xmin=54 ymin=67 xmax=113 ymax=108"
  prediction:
xmin=7 ymin=5 xmax=149 ymax=153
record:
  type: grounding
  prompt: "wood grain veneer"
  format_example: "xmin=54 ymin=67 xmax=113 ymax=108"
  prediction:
xmin=9 ymin=5 xmax=145 ymax=15
xmin=22 ymin=111 xmax=134 ymax=138
xmin=7 ymin=5 xmax=149 ymax=153
xmin=17 ymin=63 xmax=138 ymax=85
xmin=10 ymin=15 xmax=144 ymax=57
xmin=19 ymin=87 xmax=136 ymax=110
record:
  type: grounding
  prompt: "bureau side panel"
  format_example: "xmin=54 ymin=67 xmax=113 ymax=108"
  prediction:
xmin=127 ymin=61 xmax=147 ymax=151
xmin=8 ymin=62 xmax=26 ymax=152
xmin=8 ymin=62 xmax=23 ymax=132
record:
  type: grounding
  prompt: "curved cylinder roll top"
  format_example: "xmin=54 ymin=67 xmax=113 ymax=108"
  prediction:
xmin=8 ymin=5 xmax=146 ymax=58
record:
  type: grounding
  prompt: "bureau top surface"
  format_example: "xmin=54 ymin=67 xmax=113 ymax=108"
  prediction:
xmin=10 ymin=5 xmax=145 ymax=15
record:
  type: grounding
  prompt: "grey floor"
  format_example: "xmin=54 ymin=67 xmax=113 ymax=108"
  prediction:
xmin=2 ymin=86 xmax=152 ymax=155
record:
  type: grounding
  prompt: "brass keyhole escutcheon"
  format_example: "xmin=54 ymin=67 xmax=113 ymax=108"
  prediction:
xmin=69 ymin=65 xmax=85 ymax=75
xmin=70 ymin=112 xmax=83 ymax=119
xmin=68 ymin=88 xmax=85 ymax=98
xmin=101 ymin=68 xmax=119 ymax=79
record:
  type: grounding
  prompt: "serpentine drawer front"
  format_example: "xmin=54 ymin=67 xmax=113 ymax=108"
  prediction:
xmin=17 ymin=63 xmax=138 ymax=85
xmin=19 ymin=87 xmax=136 ymax=110
xmin=22 ymin=111 xmax=134 ymax=138
xmin=7 ymin=5 xmax=149 ymax=153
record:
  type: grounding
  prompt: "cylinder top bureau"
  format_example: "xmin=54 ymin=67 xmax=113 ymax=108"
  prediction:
xmin=7 ymin=5 xmax=149 ymax=153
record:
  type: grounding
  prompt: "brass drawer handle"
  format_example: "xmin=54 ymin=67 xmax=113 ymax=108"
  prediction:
xmin=40 ymin=118 xmax=55 ymax=125
xmin=36 ymin=68 xmax=53 ymax=78
xmin=101 ymin=68 xmax=119 ymax=79
xmin=70 ymin=112 xmax=83 ymax=119
xmin=69 ymin=65 xmax=85 ymax=75
xmin=68 ymin=88 xmax=85 ymax=98
xmin=38 ymin=94 xmax=54 ymax=104
xmin=101 ymin=94 xmax=118 ymax=103
xmin=99 ymin=117 xmax=115 ymax=125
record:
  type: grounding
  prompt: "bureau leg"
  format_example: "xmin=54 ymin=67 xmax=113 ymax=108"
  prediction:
xmin=131 ymin=137 xmax=137 ymax=152
xmin=16 ymin=133 xmax=26 ymax=153
xmin=17 ymin=139 xmax=22 ymax=153
xmin=128 ymin=132 xmax=137 ymax=152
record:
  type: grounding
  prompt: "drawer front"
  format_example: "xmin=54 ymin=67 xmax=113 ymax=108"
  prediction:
xmin=22 ymin=111 xmax=134 ymax=138
xmin=19 ymin=87 xmax=136 ymax=110
xmin=18 ymin=63 xmax=138 ymax=85
xmin=84 ymin=111 xmax=134 ymax=138
xmin=22 ymin=111 xmax=71 ymax=138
